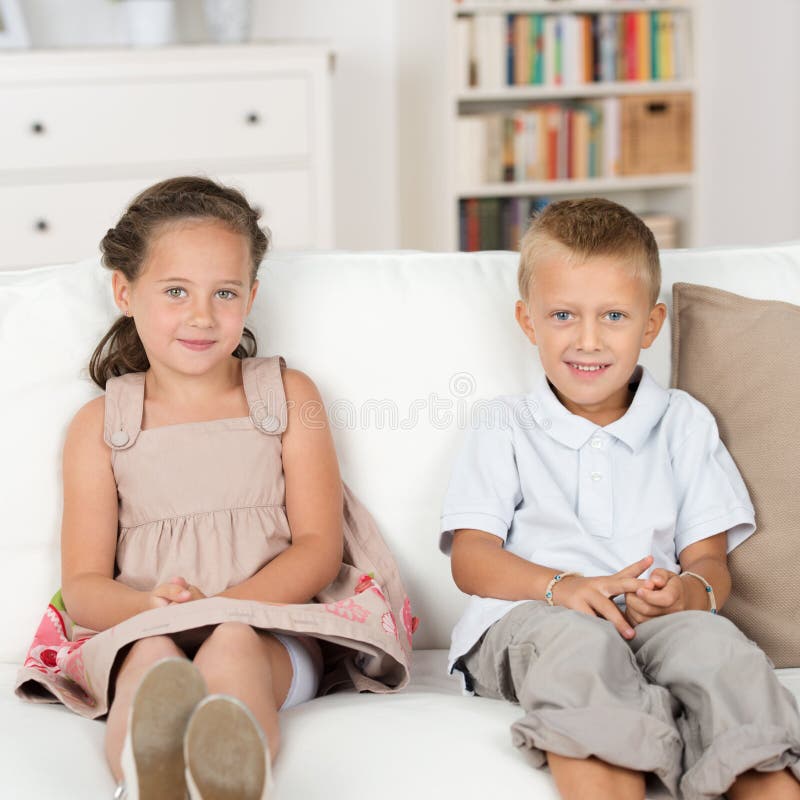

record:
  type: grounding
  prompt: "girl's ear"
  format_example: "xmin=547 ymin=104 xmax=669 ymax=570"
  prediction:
xmin=112 ymin=270 xmax=131 ymax=317
xmin=515 ymin=300 xmax=538 ymax=346
xmin=246 ymin=278 xmax=259 ymax=316
xmin=641 ymin=302 xmax=667 ymax=349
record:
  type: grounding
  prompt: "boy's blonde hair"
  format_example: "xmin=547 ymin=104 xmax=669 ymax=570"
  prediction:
xmin=518 ymin=198 xmax=661 ymax=307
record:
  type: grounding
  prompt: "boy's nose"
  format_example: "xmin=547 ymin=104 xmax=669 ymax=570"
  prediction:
xmin=576 ymin=320 xmax=602 ymax=351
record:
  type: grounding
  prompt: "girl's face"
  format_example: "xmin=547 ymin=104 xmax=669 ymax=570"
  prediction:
xmin=113 ymin=219 xmax=258 ymax=375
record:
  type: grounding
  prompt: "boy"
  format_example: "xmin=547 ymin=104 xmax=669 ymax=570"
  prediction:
xmin=440 ymin=199 xmax=800 ymax=800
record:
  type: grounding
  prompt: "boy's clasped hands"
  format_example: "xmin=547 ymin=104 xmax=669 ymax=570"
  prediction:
xmin=551 ymin=554 xmax=693 ymax=640
xmin=147 ymin=576 xmax=206 ymax=608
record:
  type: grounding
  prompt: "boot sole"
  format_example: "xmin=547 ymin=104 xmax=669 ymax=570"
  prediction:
xmin=130 ymin=658 xmax=207 ymax=800
xmin=185 ymin=696 xmax=269 ymax=800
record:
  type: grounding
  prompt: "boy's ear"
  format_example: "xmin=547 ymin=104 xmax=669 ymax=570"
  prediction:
xmin=641 ymin=302 xmax=667 ymax=349
xmin=515 ymin=300 xmax=537 ymax=346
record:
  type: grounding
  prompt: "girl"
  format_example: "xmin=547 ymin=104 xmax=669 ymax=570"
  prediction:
xmin=15 ymin=176 xmax=417 ymax=799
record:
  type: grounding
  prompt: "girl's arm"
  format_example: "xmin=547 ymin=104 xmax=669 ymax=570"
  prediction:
xmin=60 ymin=398 xmax=188 ymax=630
xmin=217 ymin=368 xmax=344 ymax=604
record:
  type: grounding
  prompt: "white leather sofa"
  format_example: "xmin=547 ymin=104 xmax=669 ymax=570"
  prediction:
xmin=2 ymin=245 xmax=799 ymax=799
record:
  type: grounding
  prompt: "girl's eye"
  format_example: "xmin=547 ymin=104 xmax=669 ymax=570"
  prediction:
xmin=606 ymin=311 xmax=625 ymax=322
xmin=166 ymin=287 xmax=186 ymax=298
xmin=553 ymin=311 xmax=572 ymax=321
xmin=217 ymin=290 xmax=237 ymax=300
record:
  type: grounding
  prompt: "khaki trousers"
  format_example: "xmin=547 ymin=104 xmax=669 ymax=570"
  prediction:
xmin=458 ymin=602 xmax=800 ymax=799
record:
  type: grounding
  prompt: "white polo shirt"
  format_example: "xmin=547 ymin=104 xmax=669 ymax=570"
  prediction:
xmin=439 ymin=364 xmax=756 ymax=674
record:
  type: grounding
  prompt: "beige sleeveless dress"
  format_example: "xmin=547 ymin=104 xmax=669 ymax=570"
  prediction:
xmin=15 ymin=356 xmax=416 ymax=718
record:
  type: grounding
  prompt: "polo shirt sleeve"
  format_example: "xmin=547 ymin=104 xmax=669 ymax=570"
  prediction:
xmin=439 ymin=420 xmax=523 ymax=555
xmin=671 ymin=404 xmax=756 ymax=558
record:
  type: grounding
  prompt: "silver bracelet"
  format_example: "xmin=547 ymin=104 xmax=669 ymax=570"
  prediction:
xmin=545 ymin=571 xmax=582 ymax=606
xmin=681 ymin=571 xmax=717 ymax=614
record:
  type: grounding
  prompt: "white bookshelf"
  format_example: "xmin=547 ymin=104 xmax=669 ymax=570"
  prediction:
xmin=445 ymin=0 xmax=699 ymax=251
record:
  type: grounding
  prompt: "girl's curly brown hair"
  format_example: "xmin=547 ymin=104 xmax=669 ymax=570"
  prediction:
xmin=89 ymin=176 xmax=270 ymax=389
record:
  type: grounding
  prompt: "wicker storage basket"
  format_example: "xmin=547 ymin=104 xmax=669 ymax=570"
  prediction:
xmin=620 ymin=93 xmax=693 ymax=175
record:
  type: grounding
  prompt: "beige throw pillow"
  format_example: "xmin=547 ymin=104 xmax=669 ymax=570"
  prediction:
xmin=670 ymin=282 xmax=800 ymax=668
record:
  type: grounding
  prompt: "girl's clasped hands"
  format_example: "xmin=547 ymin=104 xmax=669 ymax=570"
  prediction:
xmin=147 ymin=576 xmax=205 ymax=608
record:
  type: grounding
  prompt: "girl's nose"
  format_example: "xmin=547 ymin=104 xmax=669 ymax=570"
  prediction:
xmin=188 ymin=299 xmax=214 ymax=326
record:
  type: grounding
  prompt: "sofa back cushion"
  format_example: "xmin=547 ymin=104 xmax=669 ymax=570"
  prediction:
xmin=671 ymin=282 xmax=800 ymax=667
xmin=1 ymin=244 xmax=799 ymax=661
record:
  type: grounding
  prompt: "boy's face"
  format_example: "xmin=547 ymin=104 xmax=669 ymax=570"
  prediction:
xmin=515 ymin=249 xmax=666 ymax=425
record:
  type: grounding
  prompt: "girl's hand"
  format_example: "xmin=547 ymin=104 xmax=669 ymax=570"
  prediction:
xmin=147 ymin=580 xmax=192 ymax=609
xmin=552 ymin=555 xmax=654 ymax=640
xmin=624 ymin=568 xmax=685 ymax=624
xmin=147 ymin=576 xmax=205 ymax=608
xmin=168 ymin=576 xmax=206 ymax=602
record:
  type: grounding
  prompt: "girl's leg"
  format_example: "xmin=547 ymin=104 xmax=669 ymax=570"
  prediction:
xmin=105 ymin=635 xmax=187 ymax=781
xmin=726 ymin=767 xmax=800 ymax=800
xmin=191 ymin=622 xmax=293 ymax=761
xmin=546 ymin=752 xmax=646 ymax=800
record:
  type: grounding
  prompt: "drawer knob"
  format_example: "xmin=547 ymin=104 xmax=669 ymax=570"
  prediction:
xmin=245 ymin=112 xmax=261 ymax=125
xmin=34 ymin=218 xmax=50 ymax=233
xmin=30 ymin=121 xmax=47 ymax=135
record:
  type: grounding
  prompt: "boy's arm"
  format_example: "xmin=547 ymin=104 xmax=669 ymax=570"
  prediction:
xmin=625 ymin=532 xmax=731 ymax=621
xmin=452 ymin=529 xmax=652 ymax=639
xmin=451 ymin=529 xmax=563 ymax=601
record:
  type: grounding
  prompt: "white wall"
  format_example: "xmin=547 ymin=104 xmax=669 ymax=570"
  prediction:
xmin=695 ymin=0 xmax=800 ymax=247
xmin=251 ymin=1 xmax=399 ymax=251
xmin=16 ymin=0 xmax=800 ymax=250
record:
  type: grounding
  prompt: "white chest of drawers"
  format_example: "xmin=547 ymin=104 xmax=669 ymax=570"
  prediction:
xmin=0 ymin=44 xmax=333 ymax=270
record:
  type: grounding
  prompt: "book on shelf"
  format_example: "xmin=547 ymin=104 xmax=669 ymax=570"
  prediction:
xmin=459 ymin=199 xmax=679 ymax=253
xmin=456 ymin=99 xmax=620 ymax=186
xmin=456 ymin=9 xmax=691 ymax=89
xmin=460 ymin=196 xmax=551 ymax=251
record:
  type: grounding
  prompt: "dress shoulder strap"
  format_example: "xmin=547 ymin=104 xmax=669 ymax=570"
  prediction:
xmin=243 ymin=355 xmax=288 ymax=436
xmin=103 ymin=372 xmax=145 ymax=451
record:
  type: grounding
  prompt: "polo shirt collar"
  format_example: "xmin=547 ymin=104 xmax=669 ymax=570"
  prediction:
xmin=529 ymin=365 xmax=669 ymax=453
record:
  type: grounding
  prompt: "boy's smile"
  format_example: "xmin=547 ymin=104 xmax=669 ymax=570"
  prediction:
xmin=516 ymin=248 xmax=666 ymax=427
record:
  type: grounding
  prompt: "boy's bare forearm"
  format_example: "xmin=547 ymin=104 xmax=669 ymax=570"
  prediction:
xmin=682 ymin=555 xmax=732 ymax=610
xmin=451 ymin=535 xmax=561 ymax=602
xmin=62 ymin=574 xmax=149 ymax=632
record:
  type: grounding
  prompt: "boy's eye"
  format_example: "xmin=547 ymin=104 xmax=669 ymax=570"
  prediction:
xmin=553 ymin=311 xmax=572 ymax=321
xmin=606 ymin=311 xmax=625 ymax=322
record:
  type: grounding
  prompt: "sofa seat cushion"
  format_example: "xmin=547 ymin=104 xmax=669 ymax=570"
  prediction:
xmin=3 ymin=651 xmax=799 ymax=798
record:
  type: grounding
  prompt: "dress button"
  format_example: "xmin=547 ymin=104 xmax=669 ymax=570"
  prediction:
xmin=590 ymin=471 xmax=602 ymax=481
xmin=111 ymin=430 xmax=129 ymax=447
xmin=258 ymin=414 xmax=281 ymax=433
xmin=541 ymin=418 xmax=552 ymax=430
xmin=590 ymin=438 xmax=602 ymax=449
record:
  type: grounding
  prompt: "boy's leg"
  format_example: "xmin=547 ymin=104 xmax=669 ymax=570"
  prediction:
xmin=192 ymin=622 xmax=293 ymax=762
xmin=726 ymin=766 xmax=800 ymax=800
xmin=460 ymin=601 xmax=683 ymax=798
xmin=546 ymin=752 xmax=646 ymax=800
xmin=629 ymin=610 xmax=800 ymax=800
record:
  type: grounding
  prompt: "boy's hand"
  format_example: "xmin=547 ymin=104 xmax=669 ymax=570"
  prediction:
xmin=552 ymin=555 xmax=654 ymax=640
xmin=624 ymin=568 xmax=686 ymax=624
